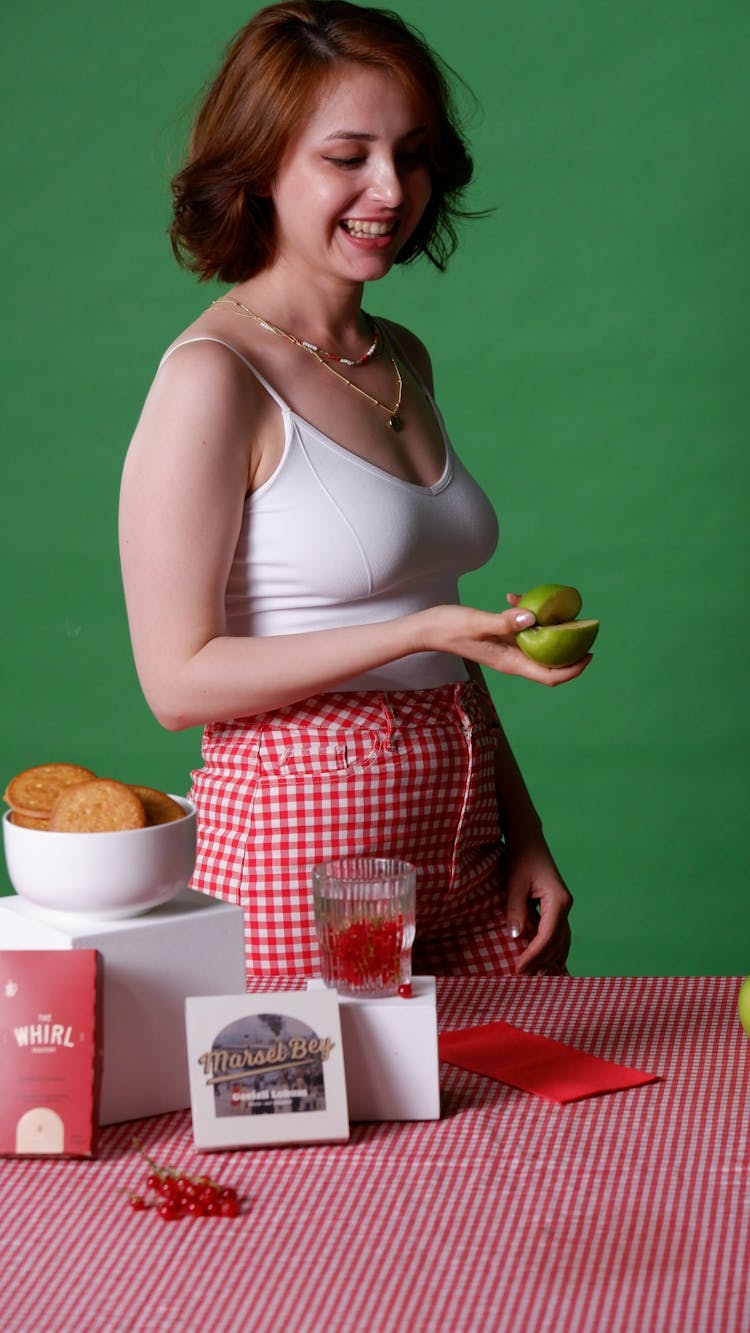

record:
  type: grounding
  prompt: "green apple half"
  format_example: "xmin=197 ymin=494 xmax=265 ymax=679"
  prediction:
xmin=515 ymin=583 xmax=599 ymax=667
xmin=517 ymin=583 xmax=582 ymax=625
xmin=738 ymin=976 xmax=750 ymax=1037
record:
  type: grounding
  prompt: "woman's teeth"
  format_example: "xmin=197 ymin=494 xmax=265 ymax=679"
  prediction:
xmin=342 ymin=219 xmax=394 ymax=237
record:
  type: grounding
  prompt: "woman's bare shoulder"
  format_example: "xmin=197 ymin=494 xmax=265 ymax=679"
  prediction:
xmin=156 ymin=318 xmax=268 ymax=400
xmin=376 ymin=317 xmax=434 ymax=393
xmin=140 ymin=317 xmax=282 ymax=446
xmin=124 ymin=316 xmax=283 ymax=485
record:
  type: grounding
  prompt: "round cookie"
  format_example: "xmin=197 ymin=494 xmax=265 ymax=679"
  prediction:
xmin=50 ymin=779 xmax=147 ymax=833
xmin=4 ymin=763 xmax=96 ymax=818
xmin=129 ymin=785 xmax=184 ymax=825
xmin=10 ymin=811 xmax=50 ymax=830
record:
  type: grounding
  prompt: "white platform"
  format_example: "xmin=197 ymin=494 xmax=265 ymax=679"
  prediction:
xmin=308 ymin=976 xmax=441 ymax=1121
xmin=0 ymin=888 xmax=246 ymax=1124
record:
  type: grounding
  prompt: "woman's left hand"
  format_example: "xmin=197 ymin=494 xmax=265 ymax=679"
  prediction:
xmin=504 ymin=839 xmax=573 ymax=975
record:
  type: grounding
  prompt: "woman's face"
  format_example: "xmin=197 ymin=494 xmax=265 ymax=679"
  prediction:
xmin=270 ymin=63 xmax=432 ymax=288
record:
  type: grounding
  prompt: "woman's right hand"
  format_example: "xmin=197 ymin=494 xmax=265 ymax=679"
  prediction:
xmin=420 ymin=603 xmax=592 ymax=686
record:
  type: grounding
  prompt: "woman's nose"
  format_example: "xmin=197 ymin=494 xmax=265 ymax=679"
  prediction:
xmin=366 ymin=155 xmax=403 ymax=206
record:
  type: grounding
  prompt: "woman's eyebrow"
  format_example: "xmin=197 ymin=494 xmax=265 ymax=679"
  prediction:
xmin=323 ymin=125 xmax=428 ymax=142
xmin=324 ymin=130 xmax=377 ymax=141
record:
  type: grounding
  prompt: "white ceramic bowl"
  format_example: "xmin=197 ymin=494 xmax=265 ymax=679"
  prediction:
xmin=2 ymin=796 xmax=197 ymax=921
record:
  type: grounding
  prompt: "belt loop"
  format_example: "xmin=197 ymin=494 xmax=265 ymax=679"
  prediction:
xmin=380 ymin=690 xmax=397 ymax=747
xmin=451 ymin=679 xmax=470 ymax=736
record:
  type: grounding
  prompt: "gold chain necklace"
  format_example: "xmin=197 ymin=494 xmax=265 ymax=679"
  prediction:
xmin=213 ymin=296 xmax=404 ymax=431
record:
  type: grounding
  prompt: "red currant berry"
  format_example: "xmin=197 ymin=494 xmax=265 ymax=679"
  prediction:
xmin=146 ymin=1172 xmax=161 ymax=1191
xmin=187 ymin=1199 xmax=206 ymax=1217
xmin=220 ymin=1197 xmax=240 ymax=1217
xmin=128 ymin=1194 xmax=147 ymax=1211
xmin=157 ymin=1200 xmax=180 ymax=1221
xmin=398 ymin=982 xmax=413 ymax=998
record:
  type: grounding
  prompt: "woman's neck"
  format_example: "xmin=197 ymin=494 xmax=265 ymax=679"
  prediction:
xmin=229 ymin=268 xmax=369 ymax=352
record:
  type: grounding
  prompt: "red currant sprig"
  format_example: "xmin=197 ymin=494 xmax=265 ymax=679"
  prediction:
xmin=125 ymin=1139 xmax=241 ymax=1221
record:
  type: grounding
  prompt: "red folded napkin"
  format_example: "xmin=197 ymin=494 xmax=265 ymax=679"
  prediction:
xmin=439 ymin=1020 xmax=660 ymax=1103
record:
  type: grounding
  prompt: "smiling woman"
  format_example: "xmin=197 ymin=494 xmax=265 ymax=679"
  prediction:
xmin=119 ymin=0 xmax=588 ymax=986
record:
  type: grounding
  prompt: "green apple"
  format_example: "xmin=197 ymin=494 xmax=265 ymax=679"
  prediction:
xmin=517 ymin=618 xmax=599 ymax=667
xmin=738 ymin=976 xmax=750 ymax=1036
xmin=515 ymin=582 xmax=599 ymax=666
xmin=517 ymin=583 xmax=582 ymax=626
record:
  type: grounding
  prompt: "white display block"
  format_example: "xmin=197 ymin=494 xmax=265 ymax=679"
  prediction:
xmin=0 ymin=889 xmax=246 ymax=1125
xmin=308 ymin=976 xmax=441 ymax=1121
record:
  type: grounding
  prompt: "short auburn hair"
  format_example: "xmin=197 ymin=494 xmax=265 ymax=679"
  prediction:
xmin=169 ymin=0 xmax=475 ymax=282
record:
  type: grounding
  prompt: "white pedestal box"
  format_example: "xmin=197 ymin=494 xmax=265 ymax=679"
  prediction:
xmin=0 ymin=888 xmax=246 ymax=1124
xmin=308 ymin=976 xmax=441 ymax=1121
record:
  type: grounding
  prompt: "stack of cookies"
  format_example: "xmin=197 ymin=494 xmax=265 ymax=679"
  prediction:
xmin=3 ymin=764 xmax=185 ymax=833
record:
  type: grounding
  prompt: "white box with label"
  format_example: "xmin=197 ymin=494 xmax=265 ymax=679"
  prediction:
xmin=0 ymin=888 xmax=246 ymax=1124
xmin=308 ymin=975 xmax=441 ymax=1121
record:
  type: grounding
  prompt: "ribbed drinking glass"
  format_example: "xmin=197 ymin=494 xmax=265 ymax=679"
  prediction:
xmin=312 ymin=857 xmax=416 ymax=998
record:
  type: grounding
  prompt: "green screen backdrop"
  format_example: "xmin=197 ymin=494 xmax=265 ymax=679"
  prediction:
xmin=2 ymin=1 xmax=748 ymax=975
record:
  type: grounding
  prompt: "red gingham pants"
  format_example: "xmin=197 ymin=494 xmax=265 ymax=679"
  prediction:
xmin=189 ymin=680 xmax=548 ymax=981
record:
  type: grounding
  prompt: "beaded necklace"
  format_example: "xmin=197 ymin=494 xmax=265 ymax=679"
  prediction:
xmin=213 ymin=296 xmax=404 ymax=431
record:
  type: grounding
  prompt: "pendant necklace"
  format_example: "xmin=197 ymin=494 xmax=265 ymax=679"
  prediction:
xmin=213 ymin=296 xmax=404 ymax=431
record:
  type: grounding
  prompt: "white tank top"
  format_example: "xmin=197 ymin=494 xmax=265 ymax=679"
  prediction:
xmin=162 ymin=336 xmax=499 ymax=691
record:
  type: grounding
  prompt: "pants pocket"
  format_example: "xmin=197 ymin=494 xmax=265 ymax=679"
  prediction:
xmin=257 ymin=726 xmax=383 ymax=779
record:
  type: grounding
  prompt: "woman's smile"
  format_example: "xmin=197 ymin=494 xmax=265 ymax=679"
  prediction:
xmin=338 ymin=216 xmax=399 ymax=249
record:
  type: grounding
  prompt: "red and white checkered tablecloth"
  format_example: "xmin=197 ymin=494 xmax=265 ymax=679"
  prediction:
xmin=1 ymin=976 xmax=747 ymax=1333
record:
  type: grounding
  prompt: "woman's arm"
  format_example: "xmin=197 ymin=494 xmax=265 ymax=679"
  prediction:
xmin=465 ymin=660 xmax=574 ymax=974
xmin=118 ymin=341 xmax=428 ymax=727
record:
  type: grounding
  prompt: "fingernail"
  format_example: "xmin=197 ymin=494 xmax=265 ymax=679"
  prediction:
xmin=514 ymin=611 xmax=534 ymax=628
xmin=508 ymin=922 xmax=521 ymax=938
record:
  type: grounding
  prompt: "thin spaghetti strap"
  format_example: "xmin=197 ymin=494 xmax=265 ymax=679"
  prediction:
xmin=158 ymin=335 xmax=290 ymax=413
xmin=375 ymin=319 xmax=428 ymax=393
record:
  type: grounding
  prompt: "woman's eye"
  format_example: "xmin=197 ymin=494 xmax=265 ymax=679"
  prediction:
xmin=398 ymin=147 xmax=428 ymax=167
xmin=324 ymin=156 xmax=365 ymax=170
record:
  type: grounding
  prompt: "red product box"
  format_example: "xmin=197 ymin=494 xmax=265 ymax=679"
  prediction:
xmin=0 ymin=950 xmax=101 ymax=1157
